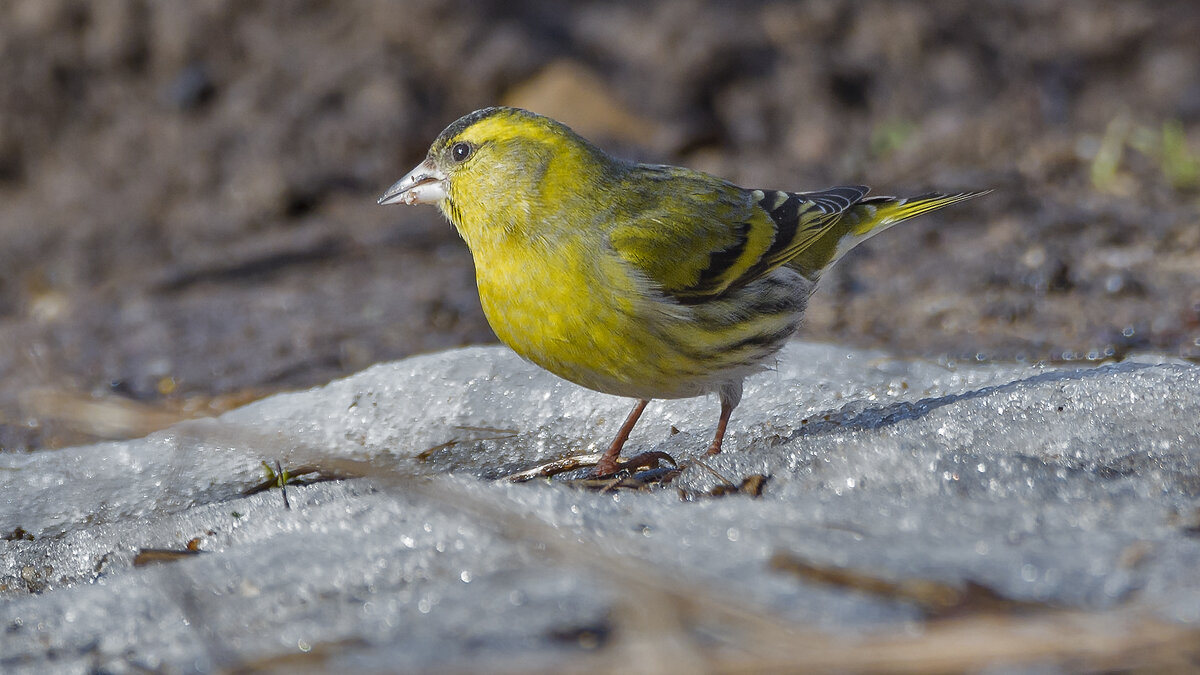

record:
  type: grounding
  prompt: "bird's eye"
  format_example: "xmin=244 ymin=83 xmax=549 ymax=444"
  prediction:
xmin=451 ymin=142 xmax=473 ymax=162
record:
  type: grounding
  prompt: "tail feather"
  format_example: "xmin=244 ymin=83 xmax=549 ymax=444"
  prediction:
xmin=772 ymin=187 xmax=988 ymax=282
xmin=826 ymin=190 xmax=989 ymax=269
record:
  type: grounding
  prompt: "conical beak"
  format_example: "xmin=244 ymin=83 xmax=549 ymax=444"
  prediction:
xmin=377 ymin=158 xmax=448 ymax=205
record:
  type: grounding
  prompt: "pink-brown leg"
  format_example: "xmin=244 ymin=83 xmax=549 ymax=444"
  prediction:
xmin=593 ymin=399 xmax=650 ymax=476
xmin=705 ymin=398 xmax=735 ymax=455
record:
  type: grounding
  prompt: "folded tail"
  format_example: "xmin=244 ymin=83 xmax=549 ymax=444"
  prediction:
xmin=786 ymin=189 xmax=989 ymax=280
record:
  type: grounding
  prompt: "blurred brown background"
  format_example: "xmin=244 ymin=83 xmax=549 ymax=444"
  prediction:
xmin=1 ymin=0 xmax=1198 ymax=450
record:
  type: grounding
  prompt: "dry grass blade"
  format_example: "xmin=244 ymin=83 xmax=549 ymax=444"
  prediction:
xmin=19 ymin=388 xmax=194 ymax=440
xmin=503 ymin=452 xmax=604 ymax=481
xmin=17 ymin=387 xmax=269 ymax=443
xmin=133 ymin=548 xmax=205 ymax=567
xmin=418 ymin=426 xmax=519 ymax=461
xmin=769 ymin=552 xmax=1055 ymax=619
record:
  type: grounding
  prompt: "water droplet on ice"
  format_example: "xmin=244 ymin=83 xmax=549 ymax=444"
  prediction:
xmin=1021 ymin=564 xmax=1037 ymax=582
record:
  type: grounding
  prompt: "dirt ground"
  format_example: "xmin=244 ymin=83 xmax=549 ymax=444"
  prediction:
xmin=1 ymin=0 xmax=1198 ymax=450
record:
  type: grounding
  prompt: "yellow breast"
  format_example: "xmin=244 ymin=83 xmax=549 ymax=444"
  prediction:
xmin=472 ymin=233 xmax=681 ymax=399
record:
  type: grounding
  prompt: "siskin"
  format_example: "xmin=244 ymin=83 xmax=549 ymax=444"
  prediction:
xmin=380 ymin=106 xmax=985 ymax=476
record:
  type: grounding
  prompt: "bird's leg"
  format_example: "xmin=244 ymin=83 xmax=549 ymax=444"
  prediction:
xmin=705 ymin=397 xmax=735 ymax=455
xmin=593 ymin=398 xmax=649 ymax=476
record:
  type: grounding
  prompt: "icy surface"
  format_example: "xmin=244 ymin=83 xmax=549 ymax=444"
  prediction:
xmin=2 ymin=342 xmax=1199 ymax=672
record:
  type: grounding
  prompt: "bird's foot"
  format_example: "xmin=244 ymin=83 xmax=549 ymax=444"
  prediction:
xmin=592 ymin=456 xmax=621 ymax=478
xmin=591 ymin=450 xmax=677 ymax=478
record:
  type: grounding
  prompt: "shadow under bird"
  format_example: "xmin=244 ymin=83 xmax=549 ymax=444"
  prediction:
xmin=379 ymin=106 xmax=986 ymax=476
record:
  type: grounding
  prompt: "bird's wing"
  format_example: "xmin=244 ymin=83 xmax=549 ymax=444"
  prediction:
xmin=754 ymin=185 xmax=870 ymax=281
xmin=608 ymin=168 xmax=867 ymax=301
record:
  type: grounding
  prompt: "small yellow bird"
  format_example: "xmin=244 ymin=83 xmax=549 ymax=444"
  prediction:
xmin=380 ymin=106 xmax=984 ymax=476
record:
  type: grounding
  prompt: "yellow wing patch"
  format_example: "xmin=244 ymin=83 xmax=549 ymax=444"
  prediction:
xmin=608 ymin=167 xmax=777 ymax=301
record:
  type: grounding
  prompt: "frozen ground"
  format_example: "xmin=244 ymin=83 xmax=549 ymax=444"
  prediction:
xmin=2 ymin=342 xmax=1199 ymax=673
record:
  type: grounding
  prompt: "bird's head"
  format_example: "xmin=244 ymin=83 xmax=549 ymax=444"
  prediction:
xmin=378 ymin=107 xmax=610 ymax=247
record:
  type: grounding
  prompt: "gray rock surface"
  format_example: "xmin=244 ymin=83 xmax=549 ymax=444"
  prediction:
xmin=2 ymin=342 xmax=1199 ymax=673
